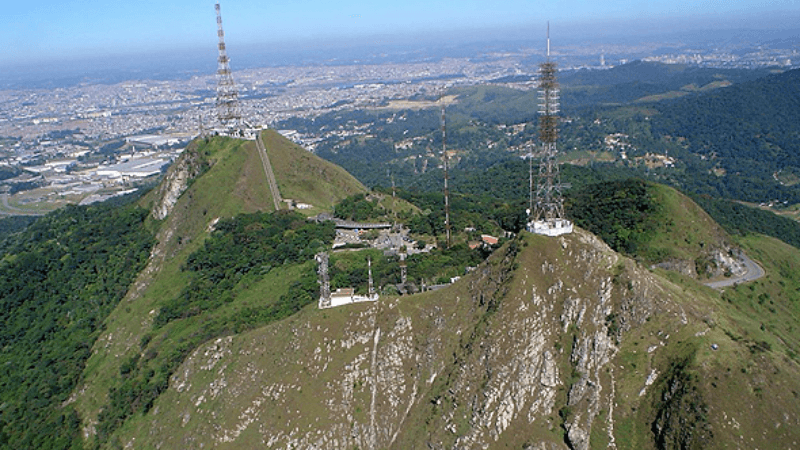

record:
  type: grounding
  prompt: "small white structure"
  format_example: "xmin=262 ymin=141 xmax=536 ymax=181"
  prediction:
xmin=529 ymin=218 xmax=573 ymax=237
xmin=96 ymin=158 xmax=169 ymax=179
xmin=323 ymin=288 xmax=379 ymax=309
xmin=317 ymin=253 xmax=379 ymax=309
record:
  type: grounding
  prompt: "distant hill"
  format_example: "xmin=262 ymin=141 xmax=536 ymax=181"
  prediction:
xmin=650 ymin=68 xmax=800 ymax=181
xmin=561 ymin=60 xmax=770 ymax=89
xmin=558 ymin=61 xmax=774 ymax=109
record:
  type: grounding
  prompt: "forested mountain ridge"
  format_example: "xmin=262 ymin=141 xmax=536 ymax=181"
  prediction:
xmin=650 ymin=68 xmax=800 ymax=180
xmin=0 ymin=199 xmax=154 ymax=449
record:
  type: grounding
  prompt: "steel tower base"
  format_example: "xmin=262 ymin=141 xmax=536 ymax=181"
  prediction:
xmin=528 ymin=218 xmax=573 ymax=236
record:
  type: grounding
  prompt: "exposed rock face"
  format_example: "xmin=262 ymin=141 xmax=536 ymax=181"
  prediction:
xmin=653 ymin=245 xmax=746 ymax=280
xmin=120 ymin=229 xmax=688 ymax=449
xmin=708 ymin=247 xmax=747 ymax=278
xmin=151 ymin=145 xmax=207 ymax=220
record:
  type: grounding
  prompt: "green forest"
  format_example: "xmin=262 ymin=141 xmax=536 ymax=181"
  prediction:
xmin=155 ymin=210 xmax=334 ymax=326
xmin=95 ymin=210 xmax=334 ymax=446
xmin=0 ymin=200 xmax=154 ymax=450
xmin=277 ymin=64 xmax=800 ymax=208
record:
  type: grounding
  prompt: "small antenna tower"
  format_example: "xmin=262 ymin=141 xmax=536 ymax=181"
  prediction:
xmin=529 ymin=23 xmax=573 ymax=236
xmin=316 ymin=252 xmax=331 ymax=308
xmin=440 ymin=93 xmax=452 ymax=248
xmin=389 ymin=171 xmax=398 ymax=225
xmin=215 ymin=3 xmax=242 ymax=132
xmin=368 ymin=257 xmax=375 ymax=297
xmin=400 ymin=253 xmax=407 ymax=286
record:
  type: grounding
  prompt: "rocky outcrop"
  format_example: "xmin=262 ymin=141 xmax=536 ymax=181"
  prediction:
xmin=653 ymin=245 xmax=747 ymax=280
xmin=151 ymin=144 xmax=208 ymax=220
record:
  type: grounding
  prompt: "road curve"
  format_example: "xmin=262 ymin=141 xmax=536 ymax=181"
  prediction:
xmin=0 ymin=193 xmax=46 ymax=216
xmin=704 ymin=252 xmax=765 ymax=289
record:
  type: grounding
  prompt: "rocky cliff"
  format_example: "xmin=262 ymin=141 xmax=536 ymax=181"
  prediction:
xmin=150 ymin=140 xmax=209 ymax=221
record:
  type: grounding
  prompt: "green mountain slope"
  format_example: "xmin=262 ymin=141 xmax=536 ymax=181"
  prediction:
xmin=72 ymin=132 xmax=365 ymax=446
xmin=8 ymin=124 xmax=799 ymax=449
xmin=0 ymin=200 xmax=154 ymax=450
xmin=569 ymin=179 xmax=737 ymax=279
xmin=107 ymin=226 xmax=800 ymax=449
xmin=260 ymin=129 xmax=367 ymax=212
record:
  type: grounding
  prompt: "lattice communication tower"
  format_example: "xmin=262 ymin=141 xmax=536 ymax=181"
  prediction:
xmin=215 ymin=3 xmax=242 ymax=131
xmin=316 ymin=252 xmax=331 ymax=308
xmin=529 ymin=24 xmax=573 ymax=236
xmin=440 ymin=96 xmax=452 ymax=248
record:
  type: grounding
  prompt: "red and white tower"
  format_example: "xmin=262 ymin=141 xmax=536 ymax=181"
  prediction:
xmin=215 ymin=3 xmax=242 ymax=132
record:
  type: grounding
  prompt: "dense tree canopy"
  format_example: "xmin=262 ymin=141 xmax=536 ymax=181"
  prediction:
xmin=0 ymin=200 xmax=154 ymax=450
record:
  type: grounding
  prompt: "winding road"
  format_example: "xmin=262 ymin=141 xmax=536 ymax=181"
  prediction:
xmin=704 ymin=252 xmax=765 ymax=289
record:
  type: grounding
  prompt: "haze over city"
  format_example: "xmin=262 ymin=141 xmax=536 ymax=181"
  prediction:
xmin=4 ymin=0 xmax=799 ymax=71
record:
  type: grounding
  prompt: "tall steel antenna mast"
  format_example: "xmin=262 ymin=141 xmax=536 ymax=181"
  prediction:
xmin=215 ymin=3 xmax=242 ymax=132
xmin=440 ymin=94 xmax=452 ymax=248
xmin=528 ymin=143 xmax=534 ymax=215
xmin=529 ymin=23 xmax=572 ymax=236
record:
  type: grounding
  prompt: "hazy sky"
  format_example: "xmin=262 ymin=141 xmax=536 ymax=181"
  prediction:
xmin=4 ymin=0 xmax=799 ymax=65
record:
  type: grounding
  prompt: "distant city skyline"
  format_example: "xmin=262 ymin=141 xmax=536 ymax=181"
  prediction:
xmin=3 ymin=0 xmax=799 ymax=67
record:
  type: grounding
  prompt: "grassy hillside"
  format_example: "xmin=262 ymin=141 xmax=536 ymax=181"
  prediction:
xmin=105 ymin=226 xmax=800 ymax=449
xmin=569 ymin=179 xmax=733 ymax=279
xmin=73 ymin=133 xmax=365 ymax=447
xmin=261 ymin=129 xmax=366 ymax=213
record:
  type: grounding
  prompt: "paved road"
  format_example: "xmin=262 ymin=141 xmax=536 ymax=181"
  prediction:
xmin=704 ymin=252 xmax=765 ymax=289
xmin=0 ymin=193 xmax=46 ymax=216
